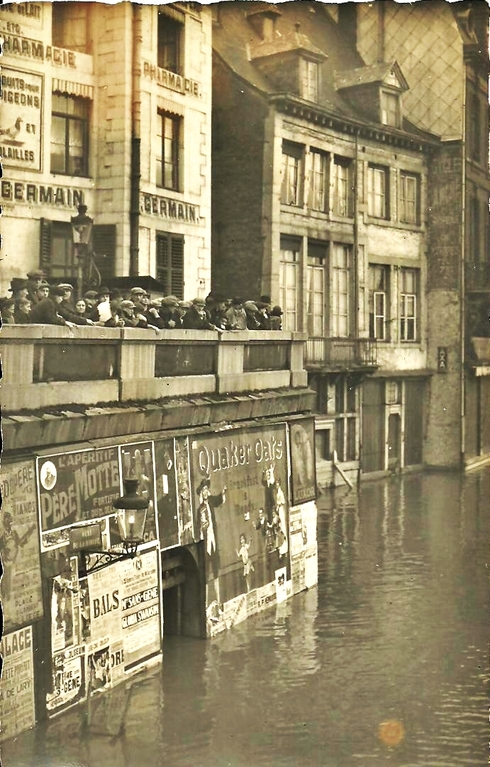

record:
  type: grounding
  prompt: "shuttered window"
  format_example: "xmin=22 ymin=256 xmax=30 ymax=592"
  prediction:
xmin=39 ymin=219 xmax=116 ymax=282
xmin=156 ymin=232 xmax=184 ymax=298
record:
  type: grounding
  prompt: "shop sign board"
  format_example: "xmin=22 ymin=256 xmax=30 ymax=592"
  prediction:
xmin=0 ymin=67 xmax=43 ymax=170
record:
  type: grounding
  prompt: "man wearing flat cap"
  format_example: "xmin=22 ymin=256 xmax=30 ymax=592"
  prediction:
xmin=26 ymin=270 xmax=46 ymax=305
xmin=30 ymin=286 xmax=76 ymax=327
xmin=197 ymin=476 xmax=227 ymax=605
xmin=182 ymin=297 xmax=222 ymax=330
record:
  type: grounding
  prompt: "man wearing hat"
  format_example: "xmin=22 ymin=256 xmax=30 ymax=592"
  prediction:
xmin=30 ymin=286 xmax=76 ymax=327
xmin=159 ymin=295 xmax=182 ymax=329
xmin=34 ymin=280 xmax=51 ymax=304
xmin=196 ymin=476 xmax=227 ymax=606
xmin=26 ymin=270 xmax=46 ymax=304
xmin=182 ymin=297 xmax=222 ymax=330
xmin=8 ymin=278 xmax=29 ymax=302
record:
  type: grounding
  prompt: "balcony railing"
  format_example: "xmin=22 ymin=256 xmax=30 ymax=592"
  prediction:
xmin=305 ymin=337 xmax=378 ymax=368
xmin=1 ymin=326 xmax=308 ymax=412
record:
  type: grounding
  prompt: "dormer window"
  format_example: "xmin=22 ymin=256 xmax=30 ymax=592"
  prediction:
xmin=381 ymin=90 xmax=401 ymax=128
xmin=301 ymin=59 xmax=319 ymax=103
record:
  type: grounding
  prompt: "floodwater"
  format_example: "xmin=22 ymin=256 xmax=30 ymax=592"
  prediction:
xmin=2 ymin=470 xmax=489 ymax=767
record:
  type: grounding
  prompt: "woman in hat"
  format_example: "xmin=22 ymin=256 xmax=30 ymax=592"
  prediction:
xmin=0 ymin=297 xmax=16 ymax=325
xmin=26 ymin=270 xmax=46 ymax=304
xmin=8 ymin=278 xmax=29 ymax=302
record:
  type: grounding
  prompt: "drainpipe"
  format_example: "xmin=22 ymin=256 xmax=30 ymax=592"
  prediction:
xmin=460 ymin=70 xmax=467 ymax=467
xmin=129 ymin=4 xmax=142 ymax=277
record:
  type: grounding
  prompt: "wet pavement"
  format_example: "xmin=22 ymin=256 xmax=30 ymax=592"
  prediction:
xmin=2 ymin=469 xmax=488 ymax=767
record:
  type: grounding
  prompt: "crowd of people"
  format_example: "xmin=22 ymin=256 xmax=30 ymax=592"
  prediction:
xmin=0 ymin=271 xmax=284 ymax=331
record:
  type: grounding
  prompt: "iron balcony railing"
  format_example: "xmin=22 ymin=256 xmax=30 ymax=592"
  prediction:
xmin=305 ymin=336 xmax=378 ymax=368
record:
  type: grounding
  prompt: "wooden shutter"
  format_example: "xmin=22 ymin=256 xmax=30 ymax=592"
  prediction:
xmin=156 ymin=232 xmax=184 ymax=298
xmin=92 ymin=224 xmax=116 ymax=281
xmin=40 ymin=218 xmax=52 ymax=276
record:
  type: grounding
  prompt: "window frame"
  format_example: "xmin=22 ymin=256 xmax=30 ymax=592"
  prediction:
xmin=367 ymin=164 xmax=389 ymax=220
xmin=50 ymin=94 xmax=90 ymax=177
xmin=279 ymin=235 xmax=301 ymax=331
xmin=332 ymin=243 xmax=352 ymax=338
xmin=399 ymin=267 xmax=418 ymax=342
xmin=399 ymin=171 xmax=420 ymax=225
xmin=332 ymin=156 xmax=353 ymax=217
xmin=381 ymin=89 xmax=401 ymax=128
xmin=281 ymin=142 xmax=304 ymax=207
xmin=157 ymin=111 xmax=182 ymax=191
xmin=157 ymin=11 xmax=184 ymax=74
xmin=156 ymin=231 xmax=184 ymax=298
xmin=309 ymin=149 xmax=329 ymax=212
xmin=301 ymin=58 xmax=319 ymax=103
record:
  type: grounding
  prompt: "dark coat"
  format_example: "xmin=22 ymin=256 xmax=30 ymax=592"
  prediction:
xmin=181 ymin=306 xmax=215 ymax=330
xmin=58 ymin=300 xmax=92 ymax=325
xmin=30 ymin=298 xmax=66 ymax=325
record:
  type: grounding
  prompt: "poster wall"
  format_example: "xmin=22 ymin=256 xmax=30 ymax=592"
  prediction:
xmin=0 ymin=460 xmax=43 ymax=632
xmin=189 ymin=425 xmax=290 ymax=625
xmin=0 ymin=67 xmax=43 ymax=171
xmin=0 ymin=626 xmax=36 ymax=742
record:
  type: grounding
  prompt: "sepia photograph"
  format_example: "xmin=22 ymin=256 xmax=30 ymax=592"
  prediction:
xmin=0 ymin=0 xmax=488 ymax=764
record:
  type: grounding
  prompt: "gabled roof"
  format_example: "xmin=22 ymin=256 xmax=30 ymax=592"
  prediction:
xmin=335 ymin=61 xmax=409 ymax=92
xmin=250 ymin=27 xmax=327 ymax=63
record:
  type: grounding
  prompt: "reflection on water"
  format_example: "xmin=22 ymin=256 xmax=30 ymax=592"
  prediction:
xmin=3 ymin=471 xmax=488 ymax=767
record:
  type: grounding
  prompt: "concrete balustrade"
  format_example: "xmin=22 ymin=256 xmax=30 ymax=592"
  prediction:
xmin=1 ymin=325 xmax=308 ymax=412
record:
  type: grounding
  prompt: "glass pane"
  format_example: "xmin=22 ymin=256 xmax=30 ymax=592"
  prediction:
xmin=51 ymin=115 xmax=66 ymax=173
xmin=68 ymin=119 xmax=85 ymax=175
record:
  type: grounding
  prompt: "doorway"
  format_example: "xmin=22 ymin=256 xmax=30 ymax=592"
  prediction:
xmin=161 ymin=546 xmax=204 ymax=638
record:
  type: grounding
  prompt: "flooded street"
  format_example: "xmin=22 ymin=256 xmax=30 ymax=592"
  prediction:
xmin=3 ymin=470 xmax=488 ymax=767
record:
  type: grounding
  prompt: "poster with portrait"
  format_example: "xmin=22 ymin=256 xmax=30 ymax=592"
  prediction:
xmin=37 ymin=447 xmax=120 ymax=549
xmin=174 ymin=437 xmax=195 ymax=545
xmin=289 ymin=419 xmax=317 ymax=505
xmin=0 ymin=460 xmax=43 ymax=632
xmin=190 ymin=424 xmax=289 ymax=618
xmin=154 ymin=438 xmax=179 ymax=548
xmin=118 ymin=442 xmax=158 ymax=544
xmin=0 ymin=626 xmax=36 ymax=742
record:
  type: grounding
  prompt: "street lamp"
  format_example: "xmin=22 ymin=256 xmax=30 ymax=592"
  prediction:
xmin=70 ymin=478 xmax=149 ymax=575
xmin=70 ymin=204 xmax=93 ymax=300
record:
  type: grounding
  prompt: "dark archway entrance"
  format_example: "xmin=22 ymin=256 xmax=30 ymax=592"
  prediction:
xmin=161 ymin=546 xmax=204 ymax=638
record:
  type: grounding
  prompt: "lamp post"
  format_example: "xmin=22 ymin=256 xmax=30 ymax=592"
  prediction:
xmin=70 ymin=478 xmax=149 ymax=575
xmin=70 ymin=204 xmax=93 ymax=300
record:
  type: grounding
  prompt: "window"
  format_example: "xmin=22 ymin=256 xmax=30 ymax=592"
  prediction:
xmin=399 ymin=172 xmax=420 ymax=225
xmin=315 ymin=429 xmax=331 ymax=461
xmin=332 ymin=244 xmax=351 ymax=337
xmin=301 ymin=59 xmax=319 ymax=103
xmin=52 ymin=2 xmax=90 ymax=52
xmin=309 ymin=150 xmax=328 ymax=212
xmin=381 ymin=90 xmax=400 ymax=128
xmin=307 ymin=241 xmax=327 ymax=337
xmin=281 ymin=142 xmax=304 ymax=206
xmin=158 ymin=11 xmax=183 ymax=73
xmin=156 ymin=232 xmax=184 ymax=298
xmin=51 ymin=95 xmax=89 ymax=176
xmin=334 ymin=379 xmax=357 ymax=461
xmin=399 ymin=268 xmax=418 ymax=342
xmin=368 ymin=164 xmax=389 ymax=219
xmin=332 ymin=156 xmax=352 ymax=217
xmin=157 ymin=112 xmax=181 ymax=190
xmin=39 ymin=219 xmax=116 ymax=282
xmin=279 ymin=236 xmax=301 ymax=331
xmin=369 ymin=264 xmax=389 ymax=340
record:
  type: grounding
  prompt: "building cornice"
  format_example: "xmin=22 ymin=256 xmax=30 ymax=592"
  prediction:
xmin=269 ymin=93 xmax=440 ymax=153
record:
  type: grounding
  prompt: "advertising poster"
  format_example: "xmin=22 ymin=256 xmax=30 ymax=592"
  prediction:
xmin=37 ymin=447 xmax=120 ymax=547
xmin=120 ymin=550 xmax=161 ymax=671
xmin=305 ymin=547 xmax=318 ymax=589
xmin=174 ymin=437 xmax=195 ymax=545
xmin=290 ymin=419 xmax=317 ymax=505
xmin=0 ymin=67 xmax=43 ymax=171
xmin=154 ymin=438 xmax=179 ymax=548
xmin=291 ymin=553 xmax=306 ymax=595
xmin=301 ymin=500 xmax=318 ymax=548
xmin=86 ymin=549 xmax=161 ymax=672
xmin=190 ymin=425 xmax=289 ymax=617
xmin=289 ymin=507 xmax=304 ymax=557
xmin=0 ymin=626 xmax=36 ymax=742
xmin=118 ymin=442 xmax=158 ymax=544
xmin=0 ymin=460 xmax=43 ymax=632
xmin=46 ymin=645 xmax=85 ymax=715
